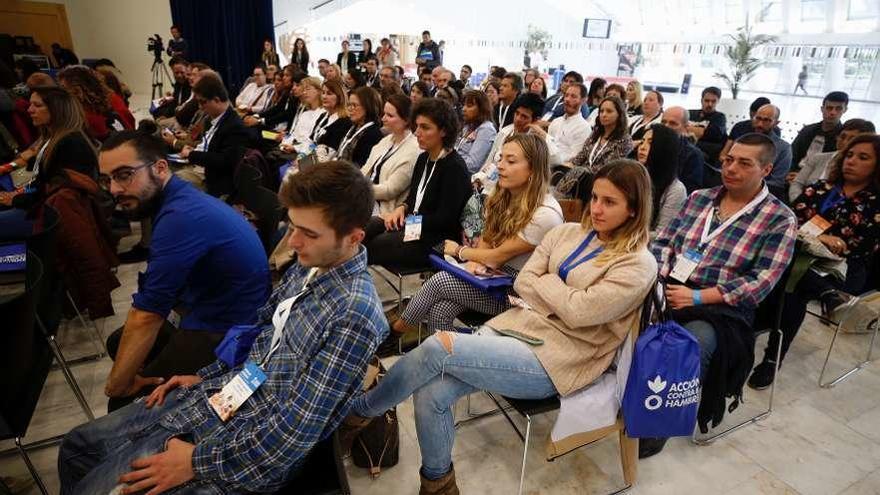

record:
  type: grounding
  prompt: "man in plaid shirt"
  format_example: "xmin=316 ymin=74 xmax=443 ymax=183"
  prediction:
xmin=641 ymin=133 xmax=797 ymax=458
xmin=59 ymin=162 xmax=388 ymax=494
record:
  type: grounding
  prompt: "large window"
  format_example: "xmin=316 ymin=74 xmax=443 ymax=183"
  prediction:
xmin=760 ymin=0 xmax=782 ymax=21
xmin=848 ymin=0 xmax=880 ymax=20
xmin=801 ymin=0 xmax=826 ymax=21
xmin=725 ymin=0 xmax=744 ymax=24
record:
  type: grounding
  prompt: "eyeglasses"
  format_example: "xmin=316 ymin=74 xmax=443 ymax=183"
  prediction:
xmin=99 ymin=161 xmax=154 ymax=189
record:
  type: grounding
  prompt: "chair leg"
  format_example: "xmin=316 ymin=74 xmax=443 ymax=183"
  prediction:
xmin=66 ymin=290 xmax=106 ymax=357
xmin=518 ymin=414 xmax=531 ymax=495
xmin=14 ymin=437 xmax=49 ymax=495
xmin=618 ymin=429 xmax=637 ymax=487
xmin=819 ymin=318 xmax=879 ymax=388
xmin=37 ymin=315 xmax=95 ymax=421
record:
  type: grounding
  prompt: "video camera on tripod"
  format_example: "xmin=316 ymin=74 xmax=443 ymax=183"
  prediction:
xmin=147 ymin=34 xmax=172 ymax=100
xmin=147 ymin=34 xmax=164 ymax=62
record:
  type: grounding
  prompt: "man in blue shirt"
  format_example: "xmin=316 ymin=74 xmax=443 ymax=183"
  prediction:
xmin=60 ymin=161 xmax=387 ymax=494
xmin=98 ymin=130 xmax=269 ymax=411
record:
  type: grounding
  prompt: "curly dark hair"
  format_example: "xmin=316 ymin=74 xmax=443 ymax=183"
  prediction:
xmin=58 ymin=65 xmax=112 ymax=114
xmin=412 ymin=98 xmax=460 ymax=149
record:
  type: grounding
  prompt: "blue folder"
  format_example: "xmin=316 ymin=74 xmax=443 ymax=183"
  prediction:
xmin=428 ymin=254 xmax=513 ymax=300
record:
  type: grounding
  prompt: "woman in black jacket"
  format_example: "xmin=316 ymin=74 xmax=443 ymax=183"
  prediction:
xmin=363 ymin=98 xmax=470 ymax=269
xmin=338 ymin=86 xmax=384 ymax=167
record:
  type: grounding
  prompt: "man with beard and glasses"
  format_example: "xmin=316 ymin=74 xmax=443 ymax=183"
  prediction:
xmin=98 ymin=130 xmax=270 ymax=412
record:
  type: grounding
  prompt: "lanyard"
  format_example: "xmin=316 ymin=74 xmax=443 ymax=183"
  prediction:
xmin=414 ymin=152 xmax=444 ymax=214
xmin=819 ymin=186 xmax=847 ymax=215
xmin=287 ymin=105 xmax=306 ymax=137
xmin=558 ymin=231 xmax=603 ymax=282
xmin=33 ymin=140 xmax=50 ymax=177
xmin=551 ymin=96 xmax=563 ymax=112
xmin=588 ymin=138 xmax=609 ymax=167
xmin=369 ymin=134 xmax=409 ymax=182
xmin=338 ymin=121 xmax=374 ymax=156
xmin=498 ymin=104 xmax=510 ymax=126
xmin=700 ymin=187 xmax=769 ymax=247
xmin=264 ymin=268 xmax=318 ymax=365
xmin=630 ymin=113 xmax=657 ymax=136
xmin=311 ymin=111 xmax=331 ymax=141
xmin=200 ymin=111 xmax=227 ymax=151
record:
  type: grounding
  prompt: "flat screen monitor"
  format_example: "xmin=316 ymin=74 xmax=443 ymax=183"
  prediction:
xmin=583 ymin=18 xmax=611 ymax=39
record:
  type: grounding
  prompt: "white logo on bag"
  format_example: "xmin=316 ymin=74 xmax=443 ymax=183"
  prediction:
xmin=644 ymin=375 xmax=666 ymax=410
xmin=644 ymin=375 xmax=700 ymax=411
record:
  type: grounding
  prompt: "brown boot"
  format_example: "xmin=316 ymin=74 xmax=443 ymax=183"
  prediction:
xmin=337 ymin=414 xmax=372 ymax=455
xmin=419 ymin=466 xmax=460 ymax=495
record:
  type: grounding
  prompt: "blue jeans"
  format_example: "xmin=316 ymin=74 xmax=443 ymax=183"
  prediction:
xmin=683 ymin=320 xmax=717 ymax=383
xmin=350 ymin=328 xmax=557 ymax=479
xmin=58 ymin=390 xmax=221 ymax=495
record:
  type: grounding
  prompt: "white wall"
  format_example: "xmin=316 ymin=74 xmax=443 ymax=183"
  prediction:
xmin=44 ymin=0 xmax=173 ymax=95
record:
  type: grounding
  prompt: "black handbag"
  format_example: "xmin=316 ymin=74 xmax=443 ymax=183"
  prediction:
xmin=350 ymin=359 xmax=399 ymax=478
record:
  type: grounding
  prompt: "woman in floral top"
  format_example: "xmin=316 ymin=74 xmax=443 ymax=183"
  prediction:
xmin=750 ymin=134 xmax=880 ymax=389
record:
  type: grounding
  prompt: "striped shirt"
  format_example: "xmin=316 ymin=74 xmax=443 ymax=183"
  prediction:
xmin=157 ymin=246 xmax=387 ymax=492
xmin=652 ymin=185 xmax=797 ymax=308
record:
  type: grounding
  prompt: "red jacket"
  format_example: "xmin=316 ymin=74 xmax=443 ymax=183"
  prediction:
xmin=110 ymin=93 xmax=135 ymax=130
xmin=36 ymin=170 xmax=120 ymax=318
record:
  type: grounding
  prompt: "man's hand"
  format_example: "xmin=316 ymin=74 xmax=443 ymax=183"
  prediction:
xmin=527 ymin=123 xmax=547 ymax=139
xmin=443 ymin=240 xmax=460 ymax=257
xmin=243 ymin=116 xmax=259 ymax=127
xmin=119 ymin=438 xmax=195 ymax=495
xmin=145 ymin=375 xmax=202 ymax=408
xmin=0 ymin=191 xmax=16 ymax=207
xmin=116 ymin=374 xmax=165 ymax=399
xmin=179 ymin=146 xmax=193 ymax=159
xmin=161 ymin=128 xmax=175 ymax=145
xmin=688 ymin=125 xmax=706 ymax=140
xmin=818 ymin=234 xmax=847 ymax=255
xmin=785 ymin=171 xmax=799 ymax=184
xmin=666 ymin=285 xmax=695 ymax=310
xmin=383 ymin=206 xmax=406 ymax=231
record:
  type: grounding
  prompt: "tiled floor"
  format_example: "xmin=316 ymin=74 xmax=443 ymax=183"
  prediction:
xmin=3 ymin=94 xmax=880 ymax=494
xmin=2 ymin=226 xmax=879 ymax=494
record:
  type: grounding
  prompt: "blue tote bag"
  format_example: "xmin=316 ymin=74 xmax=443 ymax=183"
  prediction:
xmin=623 ymin=284 xmax=701 ymax=438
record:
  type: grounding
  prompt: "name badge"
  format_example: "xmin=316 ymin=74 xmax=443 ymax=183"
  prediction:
xmin=798 ymin=215 xmax=832 ymax=238
xmin=209 ymin=360 xmax=266 ymax=422
xmin=403 ymin=215 xmax=423 ymax=242
xmin=670 ymin=249 xmax=703 ymax=284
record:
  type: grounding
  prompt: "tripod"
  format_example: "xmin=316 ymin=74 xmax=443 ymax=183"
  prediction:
xmin=151 ymin=54 xmax=173 ymax=100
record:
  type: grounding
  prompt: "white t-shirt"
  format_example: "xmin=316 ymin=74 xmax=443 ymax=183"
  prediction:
xmin=508 ymin=193 xmax=565 ymax=270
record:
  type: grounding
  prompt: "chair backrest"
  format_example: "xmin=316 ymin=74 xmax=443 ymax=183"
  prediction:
xmin=242 ymin=185 xmax=283 ymax=255
xmin=26 ymin=205 xmax=64 ymax=337
xmin=233 ymin=163 xmax=263 ymax=205
xmin=0 ymin=253 xmax=53 ymax=440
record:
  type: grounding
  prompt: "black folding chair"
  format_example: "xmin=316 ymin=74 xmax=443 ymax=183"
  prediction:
xmin=274 ymin=432 xmax=350 ymax=495
xmin=241 ymin=185 xmax=284 ymax=256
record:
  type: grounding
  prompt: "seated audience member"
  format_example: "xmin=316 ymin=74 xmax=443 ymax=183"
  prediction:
xmin=59 ymin=161 xmax=384 ymax=494
xmin=585 ymin=77 xmax=607 ymax=113
xmin=363 ymin=98 xmax=470 ymax=269
xmin=539 ymin=71 xmax=587 ymax=126
xmin=364 ymin=58 xmax=380 ymax=88
xmin=278 ymin=76 xmax=324 ymax=155
xmin=419 ymin=67 xmax=434 ymax=91
xmin=628 ymin=90 xmax=663 ymax=147
xmin=789 ymin=118 xmax=875 ymax=201
xmin=344 ymin=66 xmax=365 ymax=92
xmin=341 ymin=160 xmax=657 ymax=493
xmin=173 ymin=62 xmax=210 ymax=129
xmin=476 ymin=93 xmax=545 ymax=191
xmin=178 ymin=75 xmax=249 ymax=197
xmin=95 ymin=65 xmax=131 ymax=108
xmin=456 ymin=90 xmax=497 ymax=173
xmin=377 ymin=38 xmax=398 ymax=68
xmin=161 ymin=69 xmax=220 ymax=155
xmin=523 ymin=69 xmax=538 ymax=90
xmin=435 ymin=86 xmax=460 ymax=114
xmin=265 ymin=63 xmax=279 ymax=81
xmin=0 ymin=86 xmax=118 ymax=316
xmin=311 ymin=79 xmax=352 ymax=158
xmin=362 ymin=94 xmax=420 ymax=214
xmin=661 ymin=106 xmax=705 ymax=193
xmin=317 ymin=58 xmax=330 ymax=79
xmin=338 ymin=87 xmax=384 ymax=166
xmin=555 ymin=96 xmax=633 ymax=199
xmin=586 ymin=83 xmax=625 ymax=128
xmin=245 ymin=65 xmax=297 ymax=131
xmin=235 ymin=65 xmax=273 ymax=114
xmin=410 ymin=80 xmax=431 ymax=105
xmin=542 ymin=82 xmax=590 ymax=165
xmin=644 ymin=133 xmax=797 ymax=458
xmin=51 ymin=42 xmax=79 ymax=67
xmin=626 ymin=80 xmax=643 ymax=117
xmin=291 ymin=38 xmax=310 ymax=74
xmin=459 ymin=65 xmax=473 ymax=89
xmin=97 ymin=131 xmax=269 ymax=411
xmin=529 ymin=75 xmax=547 ymax=99
xmin=152 ymin=57 xmax=190 ymax=120
xmin=791 ymin=91 xmax=849 ymax=169
xmin=494 ymin=73 xmax=522 ymax=130
xmin=58 ymin=65 xmax=134 ymax=140
xmin=688 ymin=86 xmax=727 ymax=164
xmin=725 ymin=97 xmax=776 ymax=143
xmin=336 ymin=40 xmax=357 ymax=74
xmin=740 ymin=104 xmax=791 ymax=197
xmin=378 ymin=65 xmax=401 ymax=92
xmin=636 ymin=124 xmax=686 ymax=235
xmin=750 ymin=134 xmax=880 ymax=389
xmin=325 ymin=63 xmax=342 ymax=83
xmin=382 ymin=133 xmax=563 ymax=353
xmin=436 ymin=68 xmax=454 ymax=91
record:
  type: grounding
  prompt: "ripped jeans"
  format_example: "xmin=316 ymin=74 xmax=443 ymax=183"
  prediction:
xmin=349 ymin=327 xmax=557 ymax=479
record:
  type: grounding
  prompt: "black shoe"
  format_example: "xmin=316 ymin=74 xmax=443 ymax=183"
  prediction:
xmin=638 ymin=437 xmax=668 ymax=459
xmin=747 ymin=360 xmax=777 ymax=390
xmin=118 ymin=244 xmax=149 ymax=264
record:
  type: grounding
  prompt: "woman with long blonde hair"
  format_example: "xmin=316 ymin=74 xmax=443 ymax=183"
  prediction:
xmin=342 ymin=159 xmax=658 ymax=493
xmin=380 ymin=133 xmax=564 ymax=354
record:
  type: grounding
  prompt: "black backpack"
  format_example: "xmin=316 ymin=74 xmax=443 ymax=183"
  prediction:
xmin=350 ymin=359 xmax=399 ymax=478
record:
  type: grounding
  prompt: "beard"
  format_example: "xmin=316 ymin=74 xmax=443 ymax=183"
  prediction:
xmin=117 ymin=173 xmax=164 ymax=220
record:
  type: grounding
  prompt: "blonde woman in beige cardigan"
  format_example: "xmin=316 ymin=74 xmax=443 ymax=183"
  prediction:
xmin=361 ymin=94 xmax=420 ymax=215
xmin=342 ymin=159 xmax=658 ymax=494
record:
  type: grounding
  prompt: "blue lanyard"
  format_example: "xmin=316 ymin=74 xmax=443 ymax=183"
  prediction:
xmin=558 ymin=231 xmax=603 ymax=282
xmin=819 ymin=186 xmax=846 ymax=216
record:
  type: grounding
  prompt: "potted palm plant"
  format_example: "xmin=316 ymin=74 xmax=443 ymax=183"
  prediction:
xmin=714 ymin=18 xmax=777 ymax=99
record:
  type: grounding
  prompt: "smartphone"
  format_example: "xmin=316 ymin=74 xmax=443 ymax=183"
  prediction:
xmin=495 ymin=328 xmax=544 ymax=345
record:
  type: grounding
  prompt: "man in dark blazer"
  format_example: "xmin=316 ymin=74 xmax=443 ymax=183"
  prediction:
xmin=180 ymin=75 xmax=249 ymax=197
xmin=336 ymin=40 xmax=358 ymax=75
